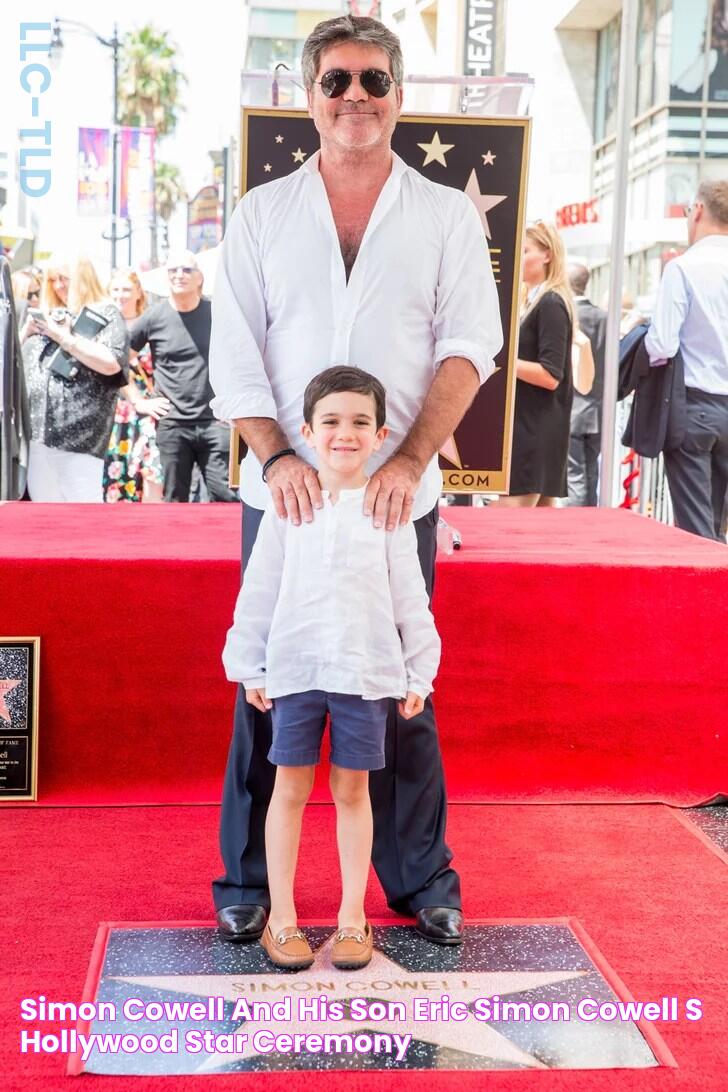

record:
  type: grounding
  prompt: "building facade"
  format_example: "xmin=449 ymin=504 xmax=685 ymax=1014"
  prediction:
xmin=544 ymin=0 xmax=728 ymax=301
xmin=243 ymin=0 xmax=348 ymax=76
xmin=380 ymin=0 xmax=507 ymax=79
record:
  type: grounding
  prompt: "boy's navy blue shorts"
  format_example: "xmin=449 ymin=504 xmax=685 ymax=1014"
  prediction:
xmin=269 ymin=691 xmax=389 ymax=770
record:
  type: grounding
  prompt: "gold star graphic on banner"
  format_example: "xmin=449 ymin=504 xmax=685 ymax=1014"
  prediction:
xmin=482 ymin=150 xmax=496 ymax=166
xmin=417 ymin=130 xmax=455 ymax=167
xmin=275 ymin=135 xmax=284 ymax=143
xmin=464 ymin=169 xmax=507 ymax=240
xmin=292 ymin=148 xmax=308 ymax=164
xmin=0 ymin=679 xmax=20 ymax=724
xmin=263 ymin=164 xmax=272 ymax=173
xmin=115 ymin=936 xmax=588 ymax=1073
xmin=440 ymin=435 xmax=463 ymax=469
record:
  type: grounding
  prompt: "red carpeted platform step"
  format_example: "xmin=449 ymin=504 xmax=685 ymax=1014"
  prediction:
xmin=1 ymin=504 xmax=726 ymax=806
xmin=1 ymin=802 xmax=727 ymax=1090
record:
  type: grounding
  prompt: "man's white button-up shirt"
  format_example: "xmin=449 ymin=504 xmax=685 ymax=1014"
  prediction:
xmin=645 ymin=235 xmax=728 ymax=394
xmin=222 ymin=485 xmax=441 ymax=701
xmin=209 ymin=150 xmax=503 ymax=518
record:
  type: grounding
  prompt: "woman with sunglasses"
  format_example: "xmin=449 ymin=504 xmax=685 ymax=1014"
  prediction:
xmin=497 ymin=221 xmax=575 ymax=508
xmin=20 ymin=256 xmax=129 ymax=502
xmin=10 ymin=268 xmax=41 ymax=326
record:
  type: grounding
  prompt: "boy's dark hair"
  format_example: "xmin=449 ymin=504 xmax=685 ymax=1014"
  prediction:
xmin=303 ymin=366 xmax=386 ymax=429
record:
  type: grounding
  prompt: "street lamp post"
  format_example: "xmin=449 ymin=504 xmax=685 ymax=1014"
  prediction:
xmin=110 ymin=24 xmax=120 ymax=269
xmin=50 ymin=18 xmax=125 ymax=270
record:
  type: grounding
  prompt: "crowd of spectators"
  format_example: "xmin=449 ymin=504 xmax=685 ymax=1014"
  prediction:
xmin=14 ymin=251 xmax=238 ymax=505
xmin=8 ymin=183 xmax=727 ymax=544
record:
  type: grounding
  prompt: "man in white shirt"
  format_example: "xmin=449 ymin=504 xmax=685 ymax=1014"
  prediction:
xmin=209 ymin=13 xmax=502 ymax=946
xmin=644 ymin=179 xmax=728 ymax=540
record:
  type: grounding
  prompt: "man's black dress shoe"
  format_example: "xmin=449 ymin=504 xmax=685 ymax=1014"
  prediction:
xmin=216 ymin=904 xmax=268 ymax=943
xmin=415 ymin=907 xmax=464 ymax=945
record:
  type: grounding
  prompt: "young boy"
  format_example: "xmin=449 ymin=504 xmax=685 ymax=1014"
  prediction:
xmin=222 ymin=366 xmax=440 ymax=971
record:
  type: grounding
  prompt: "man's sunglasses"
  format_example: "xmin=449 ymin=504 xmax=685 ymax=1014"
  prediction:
xmin=316 ymin=68 xmax=393 ymax=99
xmin=168 ymin=266 xmax=194 ymax=275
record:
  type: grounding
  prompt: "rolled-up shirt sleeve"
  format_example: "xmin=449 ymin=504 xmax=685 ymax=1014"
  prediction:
xmin=432 ymin=195 xmax=503 ymax=384
xmin=645 ymin=259 xmax=690 ymax=366
xmin=209 ymin=193 xmax=278 ymax=422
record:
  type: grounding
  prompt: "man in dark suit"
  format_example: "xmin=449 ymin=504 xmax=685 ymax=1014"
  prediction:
xmin=567 ymin=264 xmax=607 ymax=506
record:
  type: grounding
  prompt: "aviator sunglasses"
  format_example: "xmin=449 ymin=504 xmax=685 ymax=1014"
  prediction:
xmin=316 ymin=68 xmax=393 ymax=99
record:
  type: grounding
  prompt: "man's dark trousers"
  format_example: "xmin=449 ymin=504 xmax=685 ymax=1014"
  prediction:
xmin=568 ymin=297 xmax=606 ymax=507
xmin=213 ymin=502 xmax=461 ymax=914
xmin=567 ymin=432 xmax=601 ymax=506
xmin=156 ymin=418 xmax=239 ymax=502
xmin=662 ymin=387 xmax=728 ymax=541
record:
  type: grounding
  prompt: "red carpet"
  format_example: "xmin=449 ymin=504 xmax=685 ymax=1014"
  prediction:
xmin=2 ymin=801 xmax=727 ymax=1089
xmin=1 ymin=504 xmax=727 ymax=806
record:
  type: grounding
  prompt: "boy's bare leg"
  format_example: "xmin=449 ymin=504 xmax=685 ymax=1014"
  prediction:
xmin=330 ymin=765 xmax=371 ymax=931
xmin=265 ymin=765 xmax=315 ymax=934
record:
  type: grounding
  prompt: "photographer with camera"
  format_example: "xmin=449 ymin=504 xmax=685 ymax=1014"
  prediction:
xmin=21 ymin=257 xmax=129 ymax=502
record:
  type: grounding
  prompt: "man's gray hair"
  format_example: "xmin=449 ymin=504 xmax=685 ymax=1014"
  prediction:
xmin=301 ymin=15 xmax=404 ymax=91
xmin=697 ymin=178 xmax=728 ymax=226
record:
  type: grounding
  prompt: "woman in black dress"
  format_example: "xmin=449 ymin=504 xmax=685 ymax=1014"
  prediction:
xmin=499 ymin=221 xmax=575 ymax=507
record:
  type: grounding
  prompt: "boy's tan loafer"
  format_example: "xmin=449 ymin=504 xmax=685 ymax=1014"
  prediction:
xmin=331 ymin=923 xmax=373 ymax=969
xmin=260 ymin=925 xmax=314 ymax=969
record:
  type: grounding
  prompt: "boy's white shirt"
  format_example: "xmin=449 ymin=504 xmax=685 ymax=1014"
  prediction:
xmin=223 ymin=483 xmax=441 ymax=701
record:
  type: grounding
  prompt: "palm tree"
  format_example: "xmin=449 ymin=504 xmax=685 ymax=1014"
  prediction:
xmin=117 ymin=26 xmax=186 ymax=137
xmin=155 ymin=162 xmax=187 ymax=258
xmin=155 ymin=161 xmax=187 ymax=223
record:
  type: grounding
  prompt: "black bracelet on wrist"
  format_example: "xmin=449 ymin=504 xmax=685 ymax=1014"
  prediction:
xmin=261 ymin=447 xmax=296 ymax=482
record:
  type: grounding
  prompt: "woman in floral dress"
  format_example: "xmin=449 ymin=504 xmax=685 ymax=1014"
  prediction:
xmin=103 ymin=269 xmax=169 ymax=502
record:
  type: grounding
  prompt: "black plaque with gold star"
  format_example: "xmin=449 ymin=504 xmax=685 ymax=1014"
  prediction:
xmin=239 ymin=107 xmax=530 ymax=493
xmin=0 ymin=636 xmax=40 ymax=801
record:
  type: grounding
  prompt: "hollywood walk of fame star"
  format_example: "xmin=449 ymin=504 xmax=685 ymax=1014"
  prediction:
xmin=482 ymin=150 xmax=496 ymax=166
xmin=275 ymin=135 xmax=284 ymax=143
xmin=417 ymin=131 xmax=455 ymax=168
xmin=0 ymin=679 xmax=20 ymax=723
xmin=263 ymin=164 xmax=272 ymax=173
xmin=114 ymin=933 xmax=589 ymax=1072
xmin=292 ymin=148 xmax=308 ymax=164
xmin=463 ymin=169 xmax=507 ymax=240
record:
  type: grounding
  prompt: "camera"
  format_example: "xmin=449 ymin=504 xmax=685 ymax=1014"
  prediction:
xmin=49 ymin=354 xmax=79 ymax=380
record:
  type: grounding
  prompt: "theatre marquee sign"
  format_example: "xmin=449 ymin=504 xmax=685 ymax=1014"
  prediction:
xmin=463 ymin=0 xmax=499 ymax=78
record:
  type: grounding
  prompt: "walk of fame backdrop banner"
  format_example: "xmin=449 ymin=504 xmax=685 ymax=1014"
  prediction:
xmin=233 ymin=107 xmax=531 ymax=494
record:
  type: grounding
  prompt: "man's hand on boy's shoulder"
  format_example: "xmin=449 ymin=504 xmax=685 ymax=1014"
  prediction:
xmin=365 ymin=453 xmax=424 ymax=531
xmin=265 ymin=454 xmax=323 ymax=526
xmin=398 ymin=691 xmax=425 ymax=720
xmin=246 ymin=688 xmax=272 ymax=713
